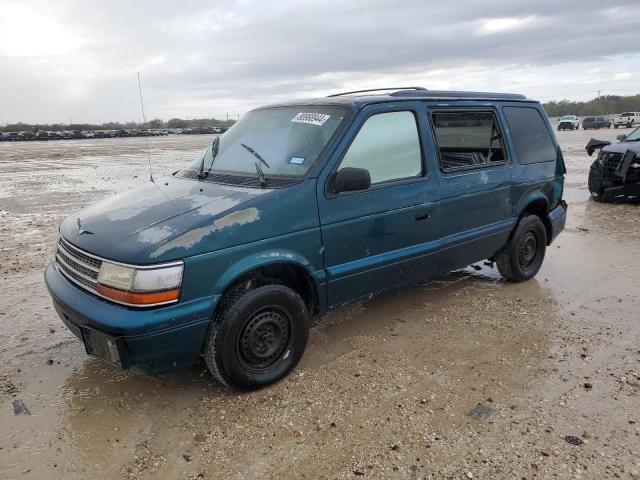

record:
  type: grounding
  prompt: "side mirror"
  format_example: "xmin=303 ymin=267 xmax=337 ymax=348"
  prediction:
xmin=616 ymin=134 xmax=627 ymax=142
xmin=332 ymin=167 xmax=371 ymax=193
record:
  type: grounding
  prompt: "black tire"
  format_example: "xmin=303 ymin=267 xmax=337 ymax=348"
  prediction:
xmin=614 ymin=124 xmax=619 ymax=129
xmin=588 ymin=160 xmax=612 ymax=203
xmin=205 ymin=284 xmax=310 ymax=390
xmin=496 ymin=215 xmax=547 ymax=282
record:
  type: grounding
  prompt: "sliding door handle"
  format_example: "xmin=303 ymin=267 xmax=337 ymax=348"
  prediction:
xmin=415 ymin=210 xmax=430 ymax=221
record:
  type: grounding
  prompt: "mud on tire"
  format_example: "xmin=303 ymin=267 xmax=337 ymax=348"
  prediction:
xmin=496 ymin=215 xmax=547 ymax=282
xmin=204 ymin=284 xmax=310 ymax=391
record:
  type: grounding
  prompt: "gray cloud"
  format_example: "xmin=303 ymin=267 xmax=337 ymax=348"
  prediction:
xmin=1 ymin=0 xmax=639 ymax=123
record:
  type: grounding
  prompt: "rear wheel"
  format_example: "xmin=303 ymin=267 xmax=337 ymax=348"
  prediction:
xmin=205 ymin=284 xmax=310 ymax=390
xmin=496 ymin=215 xmax=547 ymax=282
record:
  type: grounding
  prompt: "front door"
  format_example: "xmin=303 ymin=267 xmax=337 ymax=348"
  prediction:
xmin=317 ymin=104 xmax=440 ymax=307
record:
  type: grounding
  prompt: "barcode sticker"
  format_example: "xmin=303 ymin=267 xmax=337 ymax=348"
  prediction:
xmin=291 ymin=112 xmax=330 ymax=126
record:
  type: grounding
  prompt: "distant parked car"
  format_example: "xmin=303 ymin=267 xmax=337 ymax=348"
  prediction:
xmin=613 ymin=112 xmax=640 ymax=129
xmin=19 ymin=132 xmax=35 ymax=141
xmin=558 ymin=115 xmax=579 ymax=131
xmin=582 ymin=116 xmax=611 ymax=130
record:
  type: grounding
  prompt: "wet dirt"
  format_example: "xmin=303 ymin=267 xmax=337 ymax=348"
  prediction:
xmin=1 ymin=129 xmax=639 ymax=479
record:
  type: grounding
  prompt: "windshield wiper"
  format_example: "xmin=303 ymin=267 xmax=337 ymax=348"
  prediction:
xmin=254 ymin=162 xmax=267 ymax=188
xmin=198 ymin=136 xmax=220 ymax=179
xmin=241 ymin=143 xmax=270 ymax=169
xmin=204 ymin=136 xmax=220 ymax=175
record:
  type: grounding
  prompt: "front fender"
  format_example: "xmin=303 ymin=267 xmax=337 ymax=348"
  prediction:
xmin=212 ymin=249 xmax=324 ymax=296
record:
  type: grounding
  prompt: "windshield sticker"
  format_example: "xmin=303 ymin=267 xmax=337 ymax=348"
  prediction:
xmin=289 ymin=157 xmax=305 ymax=165
xmin=291 ymin=112 xmax=330 ymax=126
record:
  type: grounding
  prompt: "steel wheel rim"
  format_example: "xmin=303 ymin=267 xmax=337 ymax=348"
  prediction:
xmin=518 ymin=230 xmax=539 ymax=268
xmin=237 ymin=306 xmax=291 ymax=372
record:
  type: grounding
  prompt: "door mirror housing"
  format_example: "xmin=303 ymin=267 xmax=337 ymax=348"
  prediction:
xmin=616 ymin=134 xmax=627 ymax=142
xmin=332 ymin=167 xmax=371 ymax=193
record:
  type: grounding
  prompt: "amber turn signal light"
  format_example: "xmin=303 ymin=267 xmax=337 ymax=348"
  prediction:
xmin=96 ymin=284 xmax=180 ymax=306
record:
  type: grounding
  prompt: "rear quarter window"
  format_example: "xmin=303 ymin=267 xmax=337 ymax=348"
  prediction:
xmin=503 ymin=106 xmax=556 ymax=164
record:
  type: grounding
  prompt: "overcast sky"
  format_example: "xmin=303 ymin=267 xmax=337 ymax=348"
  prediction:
xmin=1 ymin=0 xmax=639 ymax=124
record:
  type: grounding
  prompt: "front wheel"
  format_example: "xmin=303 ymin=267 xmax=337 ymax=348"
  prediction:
xmin=205 ymin=284 xmax=311 ymax=390
xmin=495 ymin=215 xmax=547 ymax=282
xmin=588 ymin=160 xmax=612 ymax=203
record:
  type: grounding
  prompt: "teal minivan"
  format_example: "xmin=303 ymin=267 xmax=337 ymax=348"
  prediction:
xmin=45 ymin=87 xmax=567 ymax=390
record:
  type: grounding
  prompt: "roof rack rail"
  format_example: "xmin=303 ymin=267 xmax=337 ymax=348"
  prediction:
xmin=327 ymin=87 xmax=427 ymax=97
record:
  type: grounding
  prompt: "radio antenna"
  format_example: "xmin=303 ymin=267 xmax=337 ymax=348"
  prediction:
xmin=137 ymin=72 xmax=154 ymax=182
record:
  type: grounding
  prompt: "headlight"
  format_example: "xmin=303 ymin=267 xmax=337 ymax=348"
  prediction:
xmin=96 ymin=261 xmax=183 ymax=306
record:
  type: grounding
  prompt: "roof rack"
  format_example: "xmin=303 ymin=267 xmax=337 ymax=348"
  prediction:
xmin=327 ymin=87 xmax=426 ymax=97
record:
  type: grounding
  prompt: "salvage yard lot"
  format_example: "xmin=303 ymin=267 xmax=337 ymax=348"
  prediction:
xmin=1 ymin=130 xmax=639 ymax=479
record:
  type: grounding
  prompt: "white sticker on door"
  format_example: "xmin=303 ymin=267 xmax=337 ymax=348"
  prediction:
xmin=291 ymin=112 xmax=330 ymax=126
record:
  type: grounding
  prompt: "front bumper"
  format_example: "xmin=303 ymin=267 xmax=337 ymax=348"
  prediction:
xmin=45 ymin=262 xmax=219 ymax=373
xmin=546 ymin=203 xmax=567 ymax=244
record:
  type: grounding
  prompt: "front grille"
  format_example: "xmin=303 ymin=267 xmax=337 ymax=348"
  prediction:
xmin=600 ymin=151 xmax=640 ymax=184
xmin=55 ymin=237 xmax=103 ymax=293
xmin=601 ymin=152 xmax=623 ymax=177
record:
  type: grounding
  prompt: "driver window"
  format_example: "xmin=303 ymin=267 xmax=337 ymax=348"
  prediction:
xmin=338 ymin=111 xmax=422 ymax=185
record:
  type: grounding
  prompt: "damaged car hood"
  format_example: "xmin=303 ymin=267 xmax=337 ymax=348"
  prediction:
xmin=601 ymin=142 xmax=640 ymax=155
xmin=60 ymin=177 xmax=270 ymax=263
xmin=60 ymin=177 xmax=320 ymax=264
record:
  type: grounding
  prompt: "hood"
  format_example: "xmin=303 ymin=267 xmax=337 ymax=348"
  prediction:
xmin=603 ymin=142 xmax=640 ymax=155
xmin=60 ymin=177 xmax=269 ymax=263
xmin=60 ymin=177 xmax=320 ymax=264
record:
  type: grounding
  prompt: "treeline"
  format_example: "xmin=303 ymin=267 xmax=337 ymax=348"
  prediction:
xmin=543 ymin=94 xmax=640 ymax=117
xmin=0 ymin=117 xmax=236 ymax=133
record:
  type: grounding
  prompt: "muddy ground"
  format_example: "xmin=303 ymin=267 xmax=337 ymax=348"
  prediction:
xmin=1 ymin=128 xmax=639 ymax=480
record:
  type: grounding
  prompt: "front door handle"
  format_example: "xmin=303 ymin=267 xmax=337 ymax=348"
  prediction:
xmin=415 ymin=210 xmax=430 ymax=221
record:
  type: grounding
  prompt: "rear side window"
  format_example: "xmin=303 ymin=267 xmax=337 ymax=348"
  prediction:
xmin=338 ymin=111 xmax=422 ymax=185
xmin=431 ymin=111 xmax=507 ymax=171
xmin=503 ymin=107 xmax=556 ymax=164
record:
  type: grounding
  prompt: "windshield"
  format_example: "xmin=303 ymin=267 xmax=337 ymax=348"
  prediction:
xmin=560 ymin=116 xmax=574 ymax=120
xmin=624 ymin=127 xmax=640 ymax=141
xmin=185 ymin=106 xmax=349 ymax=179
